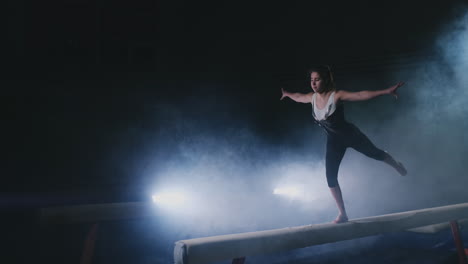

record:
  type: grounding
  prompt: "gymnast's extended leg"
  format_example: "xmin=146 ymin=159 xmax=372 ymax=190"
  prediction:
xmin=350 ymin=128 xmax=407 ymax=176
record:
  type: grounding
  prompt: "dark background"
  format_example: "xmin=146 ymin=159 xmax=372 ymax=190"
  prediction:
xmin=5 ymin=0 xmax=468 ymax=263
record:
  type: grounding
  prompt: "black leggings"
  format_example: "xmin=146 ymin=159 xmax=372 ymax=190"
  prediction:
xmin=325 ymin=125 xmax=387 ymax=188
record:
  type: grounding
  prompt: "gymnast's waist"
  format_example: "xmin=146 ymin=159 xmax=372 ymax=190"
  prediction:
xmin=314 ymin=119 xmax=357 ymax=135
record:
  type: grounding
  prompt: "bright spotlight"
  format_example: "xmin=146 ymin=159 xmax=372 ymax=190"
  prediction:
xmin=152 ymin=191 xmax=186 ymax=208
xmin=273 ymin=186 xmax=303 ymax=199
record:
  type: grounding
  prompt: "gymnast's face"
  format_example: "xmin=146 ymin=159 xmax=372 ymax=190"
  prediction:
xmin=310 ymin=72 xmax=325 ymax=93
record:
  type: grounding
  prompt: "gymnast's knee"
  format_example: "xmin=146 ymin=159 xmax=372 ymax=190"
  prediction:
xmin=326 ymin=176 xmax=339 ymax=188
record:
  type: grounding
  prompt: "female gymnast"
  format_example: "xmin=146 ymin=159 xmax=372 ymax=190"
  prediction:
xmin=280 ymin=66 xmax=407 ymax=223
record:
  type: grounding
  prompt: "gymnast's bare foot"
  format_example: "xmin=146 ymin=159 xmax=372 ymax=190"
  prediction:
xmin=333 ymin=214 xmax=348 ymax=224
xmin=396 ymin=161 xmax=407 ymax=176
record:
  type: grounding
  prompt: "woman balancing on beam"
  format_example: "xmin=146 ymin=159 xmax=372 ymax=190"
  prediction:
xmin=280 ymin=65 xmax=407 ymax=224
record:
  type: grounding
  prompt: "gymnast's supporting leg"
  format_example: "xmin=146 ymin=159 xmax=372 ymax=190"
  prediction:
xmin=326 ymin=137 xmax=349 ymax=223
xmin=330 ymin=185 xmax=348 ymax=223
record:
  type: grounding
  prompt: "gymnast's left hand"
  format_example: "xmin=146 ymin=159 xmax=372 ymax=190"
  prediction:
xmin=387 ymin=82 xmax=405 ymax=99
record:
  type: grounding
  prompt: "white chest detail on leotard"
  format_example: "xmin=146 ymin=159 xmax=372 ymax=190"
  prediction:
xmin=312 ymin=92 xmax=337 ymax=121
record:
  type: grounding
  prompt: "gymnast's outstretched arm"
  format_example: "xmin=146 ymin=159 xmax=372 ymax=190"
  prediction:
xmin=280 ymin=88 xmax=313 ymax=103
xmin=336 ymin=82 xmax=405 ymax=102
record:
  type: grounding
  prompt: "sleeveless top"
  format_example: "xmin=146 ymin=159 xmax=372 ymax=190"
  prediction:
xmin=312 ymin=92 xmax=337 ymax=121
xmin=311 ymin=91 xmax=353 ymax=136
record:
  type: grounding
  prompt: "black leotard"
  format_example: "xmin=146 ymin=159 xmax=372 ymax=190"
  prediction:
xmin=312 ymin=92 xmax=387 ymax=187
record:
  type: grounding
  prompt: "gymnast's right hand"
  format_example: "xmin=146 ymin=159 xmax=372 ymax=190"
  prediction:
xmin=280 ymin=88 xmax=288 ymax=100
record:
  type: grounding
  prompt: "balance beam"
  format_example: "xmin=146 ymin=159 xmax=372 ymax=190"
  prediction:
xmin=174 ymin=203 xmax=468 ymax=264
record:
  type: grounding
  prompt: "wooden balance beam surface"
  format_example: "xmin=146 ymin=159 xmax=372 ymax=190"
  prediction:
xmin=174 ymin=203 xmax=468 ymax=264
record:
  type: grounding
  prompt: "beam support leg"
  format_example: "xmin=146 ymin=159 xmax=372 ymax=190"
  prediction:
xmin=80 ymin=223 xmax=99 ymax=264
xmin=450 ymin=220 xmax=467 ymax=264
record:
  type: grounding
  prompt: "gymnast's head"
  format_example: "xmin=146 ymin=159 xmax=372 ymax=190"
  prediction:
xmin=308 ymin=65 xmax=336 ymax=94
